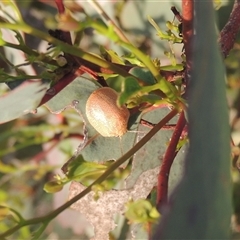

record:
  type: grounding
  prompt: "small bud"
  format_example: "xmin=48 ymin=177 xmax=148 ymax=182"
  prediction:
xmin=56 ymin=55 xmax=67 ymax=67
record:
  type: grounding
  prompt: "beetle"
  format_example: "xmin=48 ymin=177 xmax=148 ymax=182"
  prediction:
xmin=85 ymin=87 xmax=130 ymax=137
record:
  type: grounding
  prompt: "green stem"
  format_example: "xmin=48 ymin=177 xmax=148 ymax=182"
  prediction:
xmin=4 ymin=42 xmax=59 ymax=67
xmin=118 ymin=41 xmax=177 ymax=100
xmin=32 ymin=221 xmax=50 ymax=239
xmin=0 ymin=109 xmax=178 ymax=239
xmin=87 ymin=0 xmax=130 ymax=43
xmin=0 ymin=22 xmax=131 ymax=78
xmin=80 ymin=20 xmax=177 ymax=100
xmin=0 ymin=21 xmax=177 ymax=101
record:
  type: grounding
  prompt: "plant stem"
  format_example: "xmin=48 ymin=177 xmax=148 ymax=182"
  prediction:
xmin=84 ymin=20 xmax=177 ymax=100
xmin=157 ymin=111 xmax=186 ymax=210
xmin=0 ymin=21 xmax=178 ymax=101
xmin=0 ymin=22 xmax=130 ymax=78
xmin=38 ymin=71 xmax=78 ymax=106
xmin=219 ymin=0 xmax=240 ymax=58
xmin=4 ymin=42 xmax=59 ymax=67
xmin=55 ymin=0 xmax=65 ymax=14
xmin=87 ymin=0 xmax=130 ymax=43
xmin=54 ymin=0 xmax=73 ymax=45
xmin=182 ymin=0 xmax=193 ymax=73
xmin=120 ymin=41 xmax=177 ymax=96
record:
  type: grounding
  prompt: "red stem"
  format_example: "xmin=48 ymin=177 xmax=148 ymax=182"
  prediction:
xmin=155 ymin=0 xmax=193 ymax=210
xmin=38 ymin=64 xmax=182 ymax=106
xmin=157 ymin=111 xmax=186 ymax=210
xmin=55 ymin=0 xmax=65 ymax=14
xmin=182 ymin=0 xmax=193 ymax=45
xmin=54 ymin=0 xmax=72 ymax=45
xmin=182 ymin=0 xmax=194 ymax=73
xmin=219 ymin=0 xmax=240 ymax=58
xmin=182 ymin=0 xmax=193 ymax=80
xmin=38 ymin=71 xmax=80 ymax=106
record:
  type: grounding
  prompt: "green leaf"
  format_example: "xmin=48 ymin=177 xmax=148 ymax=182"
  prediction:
xmin=119 ymin=67 xmax=166 ymax=108
xmin=122 ymin=53 xmax=144 ymax=67
xmin=118 ymin=76 xmax=141 ymax=106
xmin=154 ymin=2 xmax=232 ymax=239
xmin=66 ymin=155 xmax=107 ymax=179
xmin=160 ymin=64 xmax=184 ymax=71
xmin=0 ymin=81 xmax=48 ymax=123
xmin=125 ymin=199 xmax=160 ymax=224
xmin=129 ymin=67 xmax=156 ymax=85
xmin=99 ymin=46 xmax=125 ymax=64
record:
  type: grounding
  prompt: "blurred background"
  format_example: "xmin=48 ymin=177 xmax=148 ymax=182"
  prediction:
xmin=1 ymin=0 xmax=240 ymax=239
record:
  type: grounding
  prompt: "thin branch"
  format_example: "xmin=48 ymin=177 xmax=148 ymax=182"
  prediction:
xmin=38 ymin=71 xmax=79 ymax=106
xmin=0 ymin=109 xmax=178 ymax=239
xmin=87 ymin=0 xmax=130 ymax=43
xmin=155 ymin=0 xmax=193 ymax=211
xmin=54 ymin=0 xmax=72 ymax=45
xmin=219 ymin=0 xmax=240 ymax=58
xmin=156 ymin=111 xmax=186 ymax=210
xmin=182 ymin=0 xmax=194 ymax=74
xmin=55 ymin=0 xmax=65 ymax=14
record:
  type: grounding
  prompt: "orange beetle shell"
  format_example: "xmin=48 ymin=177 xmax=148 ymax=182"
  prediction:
xmin=86 ymin=87 xmax=130 ymax=137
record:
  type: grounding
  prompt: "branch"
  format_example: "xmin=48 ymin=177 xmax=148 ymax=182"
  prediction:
xmin=87 ymin=0 xmax=130 ymax=43
xmin=54 ymin=0 xmax=72 ymax=45
xmin=38 ymin=71 xmax=79 ymax=106
xmin=0 ymin=109 xmax=178 ymax=239
xmin=156 ymin=111 xmax=186 ymax=210
xmin=155 ymin=0 xmax=193 ymax=211
xmin=182 ymin=0 xmax=194 ymax=70
xmin=219 ymin=0 xmax=240 ymax=58
xmin=55 ymin=0 xmax=65 ymax=14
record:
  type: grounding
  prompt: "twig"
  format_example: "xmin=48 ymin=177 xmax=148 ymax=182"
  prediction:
xmin=157 ymin=111 xmax=186 ymax=210
xmin=219 ymin=0 xmax=240 ymax=58
xmin=140 ymin=119 xmax=176 ymax=130
xmin=182 ymin=0 xmax=193 ymax=72
xmin=38 ymin=71 xmax=79 ymax=106
xmin=171 ymin=6 xmax=183 ymax=23
xmin=155 ymin=0 xmax=193 ymax=211
xmin=0 ymin=109 xmax=178 ymax=239
xmin=87 ymin=0 xmax=130 ymax=43
xmin=55 ymin=0 xmax=65 ymax=14
xmin=54 ymin=0 xmax=72 ymax=45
